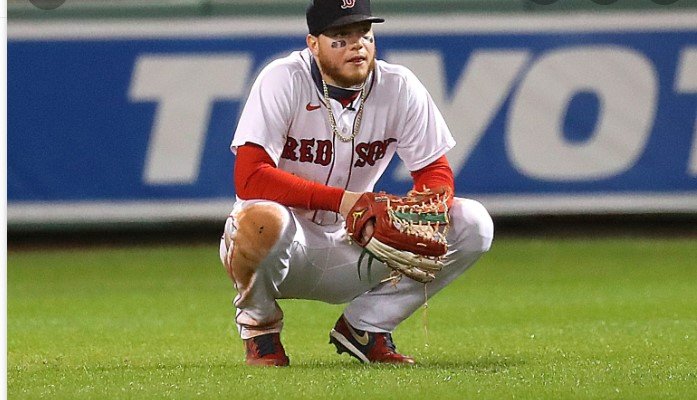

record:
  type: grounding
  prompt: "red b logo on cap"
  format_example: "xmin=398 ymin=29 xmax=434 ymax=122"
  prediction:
xmin=341 ymin=0 xmax=356 ymax=9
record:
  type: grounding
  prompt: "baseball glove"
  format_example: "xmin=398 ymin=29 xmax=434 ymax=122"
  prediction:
xmin=346 ymin=189 xmax=450 ymax=284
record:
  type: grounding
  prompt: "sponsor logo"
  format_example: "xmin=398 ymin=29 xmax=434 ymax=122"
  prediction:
xmin=349 ymin=209 xmax=366 ymax=234
xmin=346 ymin=321 xmax=370 ymax=346
xmin=305 ymin=102 xmax=321 ymax=111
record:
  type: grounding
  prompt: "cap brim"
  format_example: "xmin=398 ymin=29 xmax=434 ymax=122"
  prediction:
xmin=322 ymin=14 xmax=385 ymax=33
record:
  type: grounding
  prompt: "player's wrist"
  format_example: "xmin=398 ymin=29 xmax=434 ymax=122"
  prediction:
xmin=339 ymin=191 xmax=364 ymax=218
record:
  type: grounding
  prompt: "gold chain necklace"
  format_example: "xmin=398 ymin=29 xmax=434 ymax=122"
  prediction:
xmin=322 ymin=79 xmax=366 ymax=143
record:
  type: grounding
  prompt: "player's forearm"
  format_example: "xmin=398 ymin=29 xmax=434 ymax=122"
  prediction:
xmin=234 ymin=143 xmax=344 ymax=212
xmin=240 ymin=165 xmax=344 ymax=211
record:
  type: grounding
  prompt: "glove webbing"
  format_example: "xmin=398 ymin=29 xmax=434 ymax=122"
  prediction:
xmin=357 ymin=248 xmax=405 ymax=284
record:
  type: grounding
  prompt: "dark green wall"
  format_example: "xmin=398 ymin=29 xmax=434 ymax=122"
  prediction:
xmin=9 ymin=0 xmax=697 ymax=20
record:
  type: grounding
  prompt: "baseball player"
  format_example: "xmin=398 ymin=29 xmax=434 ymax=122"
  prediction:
xmin=219 ymin=0 xmax=494 ymax=366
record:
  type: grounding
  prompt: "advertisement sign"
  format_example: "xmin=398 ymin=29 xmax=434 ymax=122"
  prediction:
xmin=8 ymin=13 xmax=697 ymax=224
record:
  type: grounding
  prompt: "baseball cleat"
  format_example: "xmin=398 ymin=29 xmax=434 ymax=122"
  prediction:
xmin=329 ymin=315 xmax=415 ymax=365
xmin=243 ymin=333 xmax=290 ymax=367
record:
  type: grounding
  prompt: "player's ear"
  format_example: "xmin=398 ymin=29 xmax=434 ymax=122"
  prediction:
xmin=307 ymin=34 xmax=319 ymax=56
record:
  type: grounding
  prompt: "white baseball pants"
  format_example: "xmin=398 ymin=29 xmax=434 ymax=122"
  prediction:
xmin=219 ymin=197 xmax=494 ymax=339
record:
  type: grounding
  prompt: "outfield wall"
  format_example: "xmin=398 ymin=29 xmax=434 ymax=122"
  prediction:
xmin=9 ymin=0 xmax=697 ymax=19
xmin=7 ymin=11 xmax=697 ymax=227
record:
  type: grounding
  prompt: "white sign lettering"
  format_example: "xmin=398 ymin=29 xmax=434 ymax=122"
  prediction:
xmin=129 ymin=54 xmax=252 ymax=184
xmin=508 ymin=46 xmax=657 ymax=181
xmin=387 ymin=50 xmax=530 ymax=180
xmin=675 ymin=47 xmax=697 ymax=176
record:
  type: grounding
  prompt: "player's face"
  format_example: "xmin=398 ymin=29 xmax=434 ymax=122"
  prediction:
xmin=309 ymin=22 xmax=376 ymax=88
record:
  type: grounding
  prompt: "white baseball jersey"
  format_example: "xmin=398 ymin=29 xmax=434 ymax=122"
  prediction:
xmin=231 ymin=48 xmax=455 ymax=225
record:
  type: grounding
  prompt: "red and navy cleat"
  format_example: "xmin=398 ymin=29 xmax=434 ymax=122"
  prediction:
xmin=244 ymin=333 xmax=290 ymax=367
xmin=329 ymin=315 xmax=415 ymax=364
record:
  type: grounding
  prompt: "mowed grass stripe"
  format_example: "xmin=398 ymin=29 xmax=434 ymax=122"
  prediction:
xmin=7 ymin=238 xmax=697 ymax=399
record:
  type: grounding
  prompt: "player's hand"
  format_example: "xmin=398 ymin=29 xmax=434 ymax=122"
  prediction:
xmin=340 ymin=191 xmax=374 ymax=243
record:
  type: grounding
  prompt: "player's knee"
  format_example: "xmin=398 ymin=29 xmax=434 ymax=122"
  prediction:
xmin=226 ymin=202 xmax=291 ymax=286
xmin=451 ymin=198 xmax=494 ymax=253
xmin=235 ymin=203 xmax=290 ymax=261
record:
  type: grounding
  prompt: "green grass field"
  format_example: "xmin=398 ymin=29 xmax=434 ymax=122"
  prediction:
xmin=7 ymin=238 xmax=697 ymax=399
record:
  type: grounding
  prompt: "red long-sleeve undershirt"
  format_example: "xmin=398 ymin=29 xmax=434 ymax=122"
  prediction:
xmin=233 ymin=143 xmax=455 ymax=212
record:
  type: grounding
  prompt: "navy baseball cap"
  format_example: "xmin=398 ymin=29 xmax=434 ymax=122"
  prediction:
xmin=306 ymin=0 xmax=385 ymax=36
